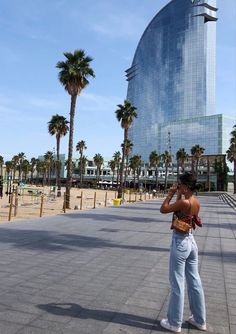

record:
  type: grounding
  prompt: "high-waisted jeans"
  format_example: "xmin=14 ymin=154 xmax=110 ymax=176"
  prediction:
xmin=167 ymin=230 xmax=206 ymax=328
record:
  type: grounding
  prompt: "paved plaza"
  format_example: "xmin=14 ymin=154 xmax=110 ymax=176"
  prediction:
xmin=0 ymin=195 xmax=235 ymax=334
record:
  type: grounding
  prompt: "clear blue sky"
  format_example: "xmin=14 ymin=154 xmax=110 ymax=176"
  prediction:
xmin=0 ymin=0 xmax=235 ymax=162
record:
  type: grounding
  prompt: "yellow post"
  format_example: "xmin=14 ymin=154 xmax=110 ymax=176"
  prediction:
xmin=105 ymin=192 xmax=107 ymax=207
xmin=40 ymin=195 xmax=44 ymax=217
xmin=8 ymin=192 xmax=14 ymax=221
xmin=14 ymin=187 xmax=18 ymax=217
xmin=80 ymin=191 xmax=83 ymax=210
xmin=93 ymin=192 xmax=97 ymax=209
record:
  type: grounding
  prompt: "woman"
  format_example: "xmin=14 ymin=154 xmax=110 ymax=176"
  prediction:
xmin=159 ymin=172 xmax=206 ymax=333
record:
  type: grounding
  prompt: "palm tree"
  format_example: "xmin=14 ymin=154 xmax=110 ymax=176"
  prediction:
xmin=162 ymin=151 xmax=172 ymax=190
xmin=129 ymin=155 xmax=142 ymax=190
xmin=191 ymin=145 xmax=205 ymax=178
xmin=22 ymin=159 xmax=30 ymax=182
xmin=30 ymin=157 xmax=38 ymax=184
xmin=115 ymin=100 xmax=137 ymax=198
xmin=227 ymin=124 xmax=236 ymax=193
xmin=76 ymin=140 xmax=87 ymax=186
xmin=149 ymin=151 xmax=160 ymax=190
xmin=113 ymin=151 xmax=121 ymax=187
xmin=44 ymin=151 xmax=54 ymax=186
xmin=36 ymin=160 xmax=47 ymax=186
xmin=56 ymin=49 xmax=95 ymax=208
xmin=121 ymin=139 xmax=133 ymax=187
xmin=108 ymin=160 xmax=116 ymax=188
xmin=16 ymin=152 xmax=26 ymax=182
xmin=176 ymin=148 xmax=189 ymax=180
xmin=11 ymin=155 xmax=19 ymax=182
xmin=5 ymin=160 xmax=13 ymax=195
xmin=0 ymin=155 xmax=4 ymax=177
xmin=48 ymin=114 xmax=69 ymax=196
xmin=79 ymin=156 xmax=88 ymax=185
xmin=93 ymin=153 xmax=104 ymax=185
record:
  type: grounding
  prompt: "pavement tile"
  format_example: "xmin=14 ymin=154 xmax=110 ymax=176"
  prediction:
xmin=0 ymin=196 xmax=235 ymax=333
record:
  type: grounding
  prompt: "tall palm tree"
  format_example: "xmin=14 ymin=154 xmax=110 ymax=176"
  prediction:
xmin=48 ymin=114 xmax=69 ymax=196
xmin=115 ymin=100 xmax=137 ymax=198
xmin=0 ymin=155 xmax=4 ymax=177
xmin=56 ymin=49 xmax=95 ymax=208
xmin=76 ymin=140 xmax=87 ymax=186
xmin=162 ymin=151 xmax=172 ymax=190
xmin=149 ymin=150 xmax=160 ymax=190
xmin=93 ymin=153 xmax=104 ymax=185
xmin=113 ymin=151 xmax=121 ymax=187
xmin=108 ymin=160 xmax=116 ymax=188
xmin=227 ymin=124 xmax=236 ymax=193
xmin=121 ymin=139 xmax=133 ymax=187
xmin=176 ymin=148 xmax=189 ymax=180
xmin=191 ymin=145 xmax=205 ymax=178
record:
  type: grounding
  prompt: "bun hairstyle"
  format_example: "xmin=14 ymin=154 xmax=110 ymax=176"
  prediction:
xmin=179 ymin=172 xmax=201 ymax=192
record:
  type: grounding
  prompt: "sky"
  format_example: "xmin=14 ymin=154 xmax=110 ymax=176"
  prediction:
xmin=0 ymin=0 xmax=235 ymax=162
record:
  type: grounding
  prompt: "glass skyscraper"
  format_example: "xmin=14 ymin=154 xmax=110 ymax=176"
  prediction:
xmin=127 ymin=0 xmax=234 ymax=162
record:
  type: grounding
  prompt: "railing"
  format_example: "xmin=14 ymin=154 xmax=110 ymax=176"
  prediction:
xmin=219 ymin=193 xmax=236 ymax=211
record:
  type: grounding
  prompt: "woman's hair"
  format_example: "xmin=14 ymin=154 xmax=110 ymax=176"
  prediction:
xmin=179 ymin=172 xmax=201 ymax=191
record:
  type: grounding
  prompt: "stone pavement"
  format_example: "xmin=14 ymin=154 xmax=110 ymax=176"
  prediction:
xmin=0 ymin=196 xmax=235 ymax=334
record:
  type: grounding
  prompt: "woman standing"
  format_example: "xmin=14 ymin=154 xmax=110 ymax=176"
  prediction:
xmin=160 ymin=172 xmax=206 ymax=333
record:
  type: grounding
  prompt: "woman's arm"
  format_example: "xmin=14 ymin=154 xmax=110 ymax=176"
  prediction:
xmin=160 ymin=185 xmax=188 ymax=213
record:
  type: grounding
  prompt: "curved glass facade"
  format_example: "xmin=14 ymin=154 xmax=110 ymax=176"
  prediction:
xmin=127 ymin=0 xmax=225 ymax=162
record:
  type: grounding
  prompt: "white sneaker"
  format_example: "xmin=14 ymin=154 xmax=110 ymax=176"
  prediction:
xmin=160 ymin=319 xmax=181 ymax=333
xmin=188 ymin=315 xmax=206 ymax=331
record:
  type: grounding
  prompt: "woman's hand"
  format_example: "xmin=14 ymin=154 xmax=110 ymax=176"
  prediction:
xmin=168 ymin=184 xmax=178 ymax=196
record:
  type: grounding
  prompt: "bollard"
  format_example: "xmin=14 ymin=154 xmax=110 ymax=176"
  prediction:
xmin=8 ymin=192 xmax=14 ymax=222
xmin=80 ymin=191 xmax=83 ymax=210
xmin=139 ymin=192 xmax=142 ymax=201
xmin=105 ymin=192 xmax=107 ymax=207
xmin=40 ymin=195 xmax=44 ymax=217
xmin=93 ymin=192 xmax=97 ymax=209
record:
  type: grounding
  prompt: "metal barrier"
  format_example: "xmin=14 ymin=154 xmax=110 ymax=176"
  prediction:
xmin=219 ymin=193 xmax=236 ymax=211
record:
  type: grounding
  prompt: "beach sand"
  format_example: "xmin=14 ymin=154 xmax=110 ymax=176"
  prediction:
xmin=0 ymin=185 xmax=152 ymax=223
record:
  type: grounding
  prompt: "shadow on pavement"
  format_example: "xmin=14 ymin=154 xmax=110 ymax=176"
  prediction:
xmin=37 ymin=302 xmax=158 ymax=331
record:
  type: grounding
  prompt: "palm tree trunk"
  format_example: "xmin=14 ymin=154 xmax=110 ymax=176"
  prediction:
xmin=155 ymin=167 xmax=158 ymax=190
xmin=118 ymin=130 xmax=127 ymax=198
xmin=80 ymin=153 xmax=83 ymax=186
xmin=56 ymin=135 xmax=62 ymax=197
xmin=164 ymin=164 xmax=168 ymax=190
xmin=66 ymin=94 xmax=77 ymax=208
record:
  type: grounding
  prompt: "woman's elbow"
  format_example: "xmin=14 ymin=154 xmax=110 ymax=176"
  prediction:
xmin=160 ymin=206 xmax=167 ymax=213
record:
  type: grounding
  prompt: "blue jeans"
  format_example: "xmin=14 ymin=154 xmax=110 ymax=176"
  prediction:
xmin=167 ymin=230 xmax=206 ymax=328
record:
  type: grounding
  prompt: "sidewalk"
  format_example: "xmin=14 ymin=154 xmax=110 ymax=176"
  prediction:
xmin=0 ymin=196 xmax=235 ymax=333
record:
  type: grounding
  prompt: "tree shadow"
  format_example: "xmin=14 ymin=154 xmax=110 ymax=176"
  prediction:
xmin=0 ymin=227 xmax=169 ymax=253
xmin=37 ymin=302 xmax=160 ymax=331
